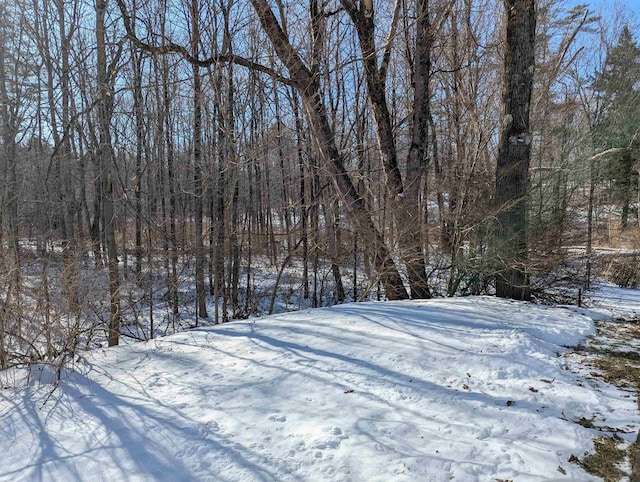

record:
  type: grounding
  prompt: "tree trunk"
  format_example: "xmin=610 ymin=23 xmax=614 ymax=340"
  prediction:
xmin=132 ymin=45 xmax=144 ymax=284
xmin=620 ymin=150 xmax=633 ymax=229
xmin=494 ymin=0 xmax=536 ymax=301
xmin=96 ymin=0 xmax=121 ymax=345
xmin=191 ymin=0 xmax=207 ymax=319
xmin=404 ymin=0 xmax=433 ymax=299
xmin=328 ymin=197 xmax=345 ymax=303
xmin=341 ymin=0 xmax=430 ymax=299
xmin=161 ymin=47 xmax=179 ymax=316
xmin=250 ymin=0 xmax=408 ymax=300
xmin=291 ymin=89 xmax=309 ymax=299
xmin=0 ymin=5 xmax=20 ymax=291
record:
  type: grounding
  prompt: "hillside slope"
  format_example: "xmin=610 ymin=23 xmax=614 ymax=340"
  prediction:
xmin=1 ymin=296 xmax=638 ymax=481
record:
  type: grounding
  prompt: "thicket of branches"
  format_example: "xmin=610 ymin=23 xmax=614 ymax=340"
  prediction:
xmin=0 ymin=0 xmax=639 ymax=369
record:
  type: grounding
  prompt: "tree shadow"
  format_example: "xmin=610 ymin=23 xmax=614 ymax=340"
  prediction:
xmin=0 ymin=360 xmax=287 ymax=482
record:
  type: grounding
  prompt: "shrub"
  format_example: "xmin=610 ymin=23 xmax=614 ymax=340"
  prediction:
xmin=608 ymin=253 xmax=640 ymax=288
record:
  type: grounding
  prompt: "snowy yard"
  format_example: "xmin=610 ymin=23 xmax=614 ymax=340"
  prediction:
xmin=1 ymin=294 xmax=639 ymax=481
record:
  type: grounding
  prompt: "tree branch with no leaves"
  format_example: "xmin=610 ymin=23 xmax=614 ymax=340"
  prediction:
xmin=114 ymin=0 xmax=295 ymax=86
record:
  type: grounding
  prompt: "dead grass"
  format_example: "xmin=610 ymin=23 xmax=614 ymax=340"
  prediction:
xmin=595 ymin=352 xmax=640 ymax=388
xmin=569 ymin=320 xmax=640 ymax=481
xmin=579 ymin=436 xmax=626 ymax=482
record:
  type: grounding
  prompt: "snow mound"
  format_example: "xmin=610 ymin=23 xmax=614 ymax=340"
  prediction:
xmin=0 ymin=296 xmax=634 ymax=481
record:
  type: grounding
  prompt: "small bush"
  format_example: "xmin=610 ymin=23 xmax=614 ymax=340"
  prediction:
xmin=608 ymin=253 xmax=640 ymax=288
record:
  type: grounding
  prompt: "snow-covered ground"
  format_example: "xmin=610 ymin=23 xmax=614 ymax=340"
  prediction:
xmin=1 ymin=295 xmax=639 ymax=481
xmin=586 ymin=283 xmax=640 ymax=321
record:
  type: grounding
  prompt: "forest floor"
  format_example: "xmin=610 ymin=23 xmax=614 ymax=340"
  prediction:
xmin=1 ymin=286 xmax=640 ymax=481
xmin=563 ymin=285 xmax=640 ymax=481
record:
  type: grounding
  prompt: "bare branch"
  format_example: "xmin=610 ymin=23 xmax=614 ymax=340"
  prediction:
xmin=549 ymin=9 xmax=590 ymax=80
xmin=379 ymin=0 xmax=402 ymax=82
xmin=114 ymin=0 xmax=295 ymax=86
xmin=587 ymin=147 xmax=626 ymax=162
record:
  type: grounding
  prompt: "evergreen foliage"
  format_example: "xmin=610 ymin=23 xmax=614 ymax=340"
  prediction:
xmin=592 ymin=26 xmax=640 ymax=227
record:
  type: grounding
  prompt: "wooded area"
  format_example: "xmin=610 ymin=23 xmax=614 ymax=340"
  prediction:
xmin=0 ymin=0 xmax=639 ymax=366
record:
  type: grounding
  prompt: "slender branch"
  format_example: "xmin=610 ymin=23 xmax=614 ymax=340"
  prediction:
xmin=587 ymin=147 xmax=626 ymax=162
xmin=379 ymin=0 xmax=402 ymax=81
xmin=250 ymin=0 xmax=312 ymax=88
xmin=114 ymin=0 xmax=295 ymax=86
xmin=549 ymin=10 xmax=590 ymax=80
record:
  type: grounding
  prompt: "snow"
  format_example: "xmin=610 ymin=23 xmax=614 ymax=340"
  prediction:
xmin=585 ymin=283 xmax=640 ymax=320
xmin=1 ymin=295 xmax=638 ymax=481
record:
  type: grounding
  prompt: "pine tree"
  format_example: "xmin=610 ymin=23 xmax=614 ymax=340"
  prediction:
xmin=592 ymin=25 xmax=640 ymax=228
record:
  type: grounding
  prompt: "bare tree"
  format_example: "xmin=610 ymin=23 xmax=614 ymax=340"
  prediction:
xmin=191 ymin=0 xmax=208 ymax=319
xmin=251 ymin=0 xmax=409 ymax=299
xmin=96 ymin=0 xmax=122 ymax=345
xmin=339 ymin=0 xmax=433 ymax=299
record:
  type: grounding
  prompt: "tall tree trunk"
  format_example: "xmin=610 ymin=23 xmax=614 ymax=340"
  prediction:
xmin=191 ymin=0 xmax=207 ymax=319
xmin=96 ymin=0 xmax=121 ymax=346
xmin=0 ymin=3 xmax=20 ymax=290
xmin=0 ymin=4 xmax=12 ymax=367
xmin=340 ymin=0 xmax=430 ymax=299
xmin=250 ymin=0 xmax=408 ymax=299
xmin=213 ymin=81 xmax=226 ymax=323
xmin=291 ymin=89 xmax=309 ymax=299
xmin=132 ymin=44 xmax=144 ymax=284
xmin=57 ymin=0 xmax=80 ymax=309
xmin=274 ymin=85 xmax=292 ymax=252
xmin=161 ymin=46 xmax=179 ymax=316
xmin=494 ymin=0 xmax=536 ymax=301
xmin=226 ymin=73 xmax=240 ymax=314
xmin=404 ymin=0 xmax=433 ymax=299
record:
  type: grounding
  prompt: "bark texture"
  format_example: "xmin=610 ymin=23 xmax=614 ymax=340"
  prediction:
xmin=96 ymin=0 xmax=122 ymax=346
xmin=495 ymin=0 xmax=536 ymax=301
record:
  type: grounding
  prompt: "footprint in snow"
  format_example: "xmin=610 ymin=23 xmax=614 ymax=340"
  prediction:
xmin=268 ymin=414 xmax=287 ymax=422
xmin=312 ymin=439 xmax=341 ymax=450
xmin=204 ymin=420 xmax=220 ymax=432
